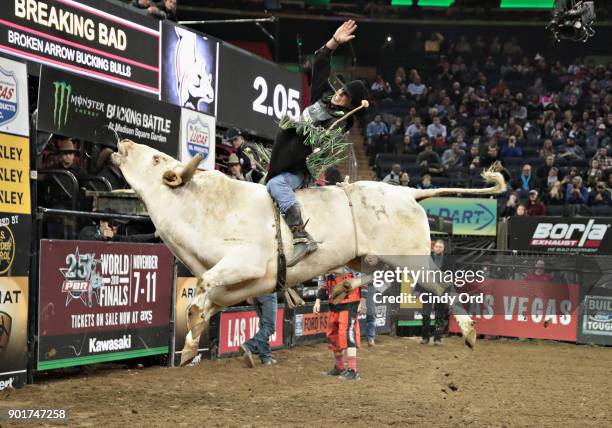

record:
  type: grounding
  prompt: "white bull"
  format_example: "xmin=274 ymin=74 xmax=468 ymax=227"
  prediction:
xmin=111 ymin=140 xmax=506 ymax=366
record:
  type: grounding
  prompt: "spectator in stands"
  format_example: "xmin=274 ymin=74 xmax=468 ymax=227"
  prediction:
xmin=441 ymin=142 xmax=465 ymax=170
xmin=515 ymin=204 xmax=527 ymax=216
xmin=466 ymin=144 xmax=482 ymax=175
xmin=371 ymin=75 xmax=391 ymax=97
xmin=468 ymin=120 xmax=484 ymax=139
xmin=40 ymin=137 xmax=86 ymax=238
xmin=593 ymin=147 xmax=612 ymax=172
xmin=418 ymin=174 xmax=435 ymax=190
xmin=586 ymin=159 xmax=603 ymax=189
xmin=131 ymin=0 xmax=166 ymax=19
xmin=546 ymin=181 xmax=565 ymax=206
xmin=536 ymin=155 xmax=556 ymax=182
xmin=589 ymin=123 xmax=610 ymax=148
xmin=225 ymin=127 xmax=264 ymax=183
xmin=96 ymin=148 xmax=129 ymax=190
xmin=426 ymin=116 xmax=447 ymax=140
xmin=367 ymin=114 xmax=389 ymax=143
xmin=481 ymin=145 xmax=500 ymax=169
xmin=525 ymin=259 xmax=553 ymax=282
xmin=506 ymin=118 xmax=524 ymax=140
xmin=78 ymin=211 xmax=158 ymax=243
xmin=160 ymin=0 xmax=177 ymax=21
xmin=425 ymin=32 xmax=444 ymax=54
xmin=539 ymin=139 xmax=555 ymax=159
xmin=500 ymin=136 xmax=523 ymax=159
xmin=404 ymin=117 xmax=423 ymax=147
xmin=512 ymin=164 xmax=538 ymax=196
xmin=227 ymin=153 xmax=246 ymax=181
xmin=526 ymin=190 xmax=546 ymax=216
xmin=399 ymin=173 xmax=411 ymax=187
xmin=565 ymin=176 xmax=588 ymax=204
xmin=389 ymin=117 xmax=405 ymax=155
xmin=383 ymin=163 xmax=401 ymax=186
xmin=558 ymin=137 xmax=585 ymax=163
xmin=407 ymin=75 xmax=426 ymax=96
xmin=485 ymin=118 xmax=503 ymax=138
xmin=416 ymin=144 xmax=443 ymax=176
xmin=501 ymin=191 xmax=519 ymax=217
xmin=588 ymin=181 xmax=612 ymax=207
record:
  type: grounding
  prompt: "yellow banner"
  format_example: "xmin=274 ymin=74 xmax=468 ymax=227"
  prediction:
xmin=400 ymin=276 xmax=422 ymax=310
xmin=0 ymin=134 xmax=30 ymax=214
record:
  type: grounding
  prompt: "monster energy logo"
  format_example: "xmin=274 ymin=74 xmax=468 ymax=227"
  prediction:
xmin=53 ymin=81 xmax=72 ymax=129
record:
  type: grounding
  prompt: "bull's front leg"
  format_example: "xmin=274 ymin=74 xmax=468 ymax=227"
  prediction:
xmin=180 ymin=252 xmax=268 ymax=366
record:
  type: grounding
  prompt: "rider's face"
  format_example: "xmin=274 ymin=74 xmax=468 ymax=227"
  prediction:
xmin=331 ymin=88 xmax=352 ymax=108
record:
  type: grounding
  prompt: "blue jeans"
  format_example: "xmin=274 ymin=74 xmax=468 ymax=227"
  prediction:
xmin=244 ymin=293 xmax=278 ymax=363
xmin=365 ymin=288 xmax=377 ymax=340
xmin=266 ymin=172 xmax=304 ymax=214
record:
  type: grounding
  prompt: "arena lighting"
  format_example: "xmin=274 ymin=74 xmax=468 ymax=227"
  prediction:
xmin=500 ymin=0 xmax=554 ymax=7
xmin=386 ymin=34 xmax=393 ymax=43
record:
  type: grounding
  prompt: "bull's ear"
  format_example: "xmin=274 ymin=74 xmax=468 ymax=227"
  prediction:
xmin=179 ymin=153 xmax=204 ymax=184
xmin=163 ymin=170 xmax=182 ymax=188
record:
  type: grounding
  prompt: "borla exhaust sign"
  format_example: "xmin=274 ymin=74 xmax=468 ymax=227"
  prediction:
xmin=509 ymin=217 xmax=612 ymax=254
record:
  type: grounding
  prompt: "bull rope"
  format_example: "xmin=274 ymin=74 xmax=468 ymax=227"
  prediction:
xmin=339 ymin=183 xmax=360 ymax=260
xmin=273 ymin=204 xmax=305 ymax=308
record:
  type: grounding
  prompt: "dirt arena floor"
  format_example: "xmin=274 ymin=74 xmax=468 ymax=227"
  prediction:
xmin=2 ymin=336 xmax=611 ymax=427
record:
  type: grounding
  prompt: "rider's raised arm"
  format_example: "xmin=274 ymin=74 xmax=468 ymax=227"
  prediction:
xmin=310 ymin=20 xmax=357 ymax=103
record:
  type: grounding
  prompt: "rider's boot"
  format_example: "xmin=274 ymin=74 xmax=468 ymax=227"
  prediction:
xmin=284 ymin=204 xmax=318 ymax=267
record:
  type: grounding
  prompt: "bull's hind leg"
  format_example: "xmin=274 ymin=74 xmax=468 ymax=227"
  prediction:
xmin=180 ymin=252 xmax=268 ymax=366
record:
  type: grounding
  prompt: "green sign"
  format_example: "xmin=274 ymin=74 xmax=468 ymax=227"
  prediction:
xmin=500 ymin=0 xmax=554 ymax=8
xmin=419 ymin=197 xmax=497 ymax=236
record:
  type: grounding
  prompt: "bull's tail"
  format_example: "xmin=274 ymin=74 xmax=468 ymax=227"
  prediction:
xmin=412 ymin=166 xmax=506 ymax=201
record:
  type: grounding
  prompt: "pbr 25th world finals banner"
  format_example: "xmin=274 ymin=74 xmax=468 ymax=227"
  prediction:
xmin=0 ymin=55 xmax=30 ymax=391
xmin=0 ymin=0 xmax=161 ymax=95
xmin=37 ymin=66 xmax=180 ymax=156
xmin=38 ymin=241 xmax=174 ymax=370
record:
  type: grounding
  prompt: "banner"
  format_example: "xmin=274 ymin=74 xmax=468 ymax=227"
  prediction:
xmin=294 ymin=302 xmax=328 ymax=345
xmin=218 ymin=43 xmax=301 ymax=139
xmin=161 ymin=23 xmax=218 ymax=117
xmin=576 ymin=256 xmax=612 ymax=345
xmin=38 ymin=240 xmax=174 ymax=370
xmin=179 ymin=108 xmax=215 ymax=171
xmin=0 ymin=133 xmax=29 ymax=214
xmin=449 ymin=279 xmax=579 ymax=342
xmin=217 ymin=306 xmax=284 ymax=357
xmin=419 ymin=197 xmax=497 ymax=236
xmin=508 ymin=217 xmax=612 ymax=254
xmin=38 ymin=66 xmax=180 ymax=156
xmin=0 ymin=56 xmax=28 ymax=136
xmin=0 ymin=213 xmax=30 ymax=391
xmin=173 ymin=275 xmax=211 ymax=366
xmin=0 ymin=0 xmax=160 ymax=94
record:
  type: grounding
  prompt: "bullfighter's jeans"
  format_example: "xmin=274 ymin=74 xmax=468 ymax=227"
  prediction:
xmin=243 ymin=293 xmax=278 ymax=363
xmin=365 ymin=288 xmax=377 ymax=340
xmin=266 ymin=172 xmax=304 ymax=214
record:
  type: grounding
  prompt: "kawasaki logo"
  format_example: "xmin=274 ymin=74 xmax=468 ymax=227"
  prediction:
xmin=89 ymin=335 xmax=131 ymax=353
xmin=53 ymin=81 xmax=72 ymax=129
xmin=530 ymin=219 xmax=610 ymax=249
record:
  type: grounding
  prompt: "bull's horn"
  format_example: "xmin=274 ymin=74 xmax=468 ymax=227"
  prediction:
xmin=162 ymin=154 xmax=203 ymax=188
xmin=180 ymin=153 xmax=204 ymax=183
xmin=163 ymin=170 xmax=182 ymax=188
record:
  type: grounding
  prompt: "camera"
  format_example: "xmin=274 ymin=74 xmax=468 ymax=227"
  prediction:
xmin=547 ymin=0 xmax=596 ymax=43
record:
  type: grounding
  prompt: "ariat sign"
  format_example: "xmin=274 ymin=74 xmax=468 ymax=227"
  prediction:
xmin=509 ymin=217 xmax=612 ymax=254
xmin=89 ymin=335 xmax=131 ymax=353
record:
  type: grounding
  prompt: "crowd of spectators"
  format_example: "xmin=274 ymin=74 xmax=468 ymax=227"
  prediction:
xmin=363 ymin=31 xmax=612 ymax=217
xmin=131 ymin=0 xmax=177 ymax=21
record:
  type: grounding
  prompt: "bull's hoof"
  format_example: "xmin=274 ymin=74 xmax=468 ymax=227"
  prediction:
xmin=457 ymin=316 xmax=477 ymax=350
xmin=180 ymin=333 xmax=199 ymax=367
